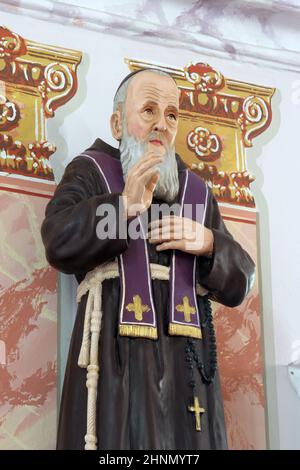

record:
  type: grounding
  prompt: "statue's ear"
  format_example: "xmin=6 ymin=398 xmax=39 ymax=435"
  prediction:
xmin=110 ymin=109 xmax=123 ymax=141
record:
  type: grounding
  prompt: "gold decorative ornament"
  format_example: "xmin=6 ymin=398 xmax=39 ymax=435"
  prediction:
xmin=188 ymin=396 xmax=206 ymax=431
xmin=0 ymin=26 xmax=82 ymax=180
xmin=176 ymin=296 xmax=196 ymax=323
xmin=125 ymin=294 xmax=150 ymax=321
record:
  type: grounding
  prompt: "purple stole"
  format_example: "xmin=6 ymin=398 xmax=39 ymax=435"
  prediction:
xmin=81 ymin=150 xmax=208 ymax=340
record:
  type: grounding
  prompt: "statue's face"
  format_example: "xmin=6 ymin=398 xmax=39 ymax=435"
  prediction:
xmin=124 ymin=71 xmax=179 ymax=155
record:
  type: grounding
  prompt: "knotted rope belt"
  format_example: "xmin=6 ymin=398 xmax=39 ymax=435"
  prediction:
xmin=76 ymin=261 xmax=208 ymax=450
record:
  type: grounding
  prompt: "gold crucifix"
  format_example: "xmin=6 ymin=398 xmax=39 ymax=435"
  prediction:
xmin=176 ymin=296 xmax=196 ymax=323
xmin=188 ymin=396 xmax=205 ymax=431
xmin=125 ymin=295 xmax=150 ymax=321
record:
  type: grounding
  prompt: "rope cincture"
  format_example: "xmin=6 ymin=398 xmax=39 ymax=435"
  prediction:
xmin=77 ymin=262 xmax=119 ymax=450
xmin=77 ymin=261 xmax=208 ymax=450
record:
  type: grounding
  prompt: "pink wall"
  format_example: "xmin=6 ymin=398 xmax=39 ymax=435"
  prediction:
xmin=217 ymin=206 xmax=265 ymax=449
xmin=0 ymin=179 xmax=57 ymax=449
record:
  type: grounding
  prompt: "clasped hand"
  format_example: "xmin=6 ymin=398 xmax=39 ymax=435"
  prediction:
xmin=148 ymin=215 xmax=214 ymax=257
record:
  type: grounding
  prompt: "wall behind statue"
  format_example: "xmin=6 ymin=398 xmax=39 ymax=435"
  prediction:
xmin=0 ymin=0 xmax=299 ymax=450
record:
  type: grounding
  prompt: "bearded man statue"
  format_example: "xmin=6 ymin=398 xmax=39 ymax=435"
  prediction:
xmin=41 ymin=69 xmax=255 ymax=450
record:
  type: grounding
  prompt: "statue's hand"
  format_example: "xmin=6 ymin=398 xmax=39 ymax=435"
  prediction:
xmin=148 ymin=215 xmax=214 ymax=257
xmin=122 ymin=151 xmax=163 ymax=218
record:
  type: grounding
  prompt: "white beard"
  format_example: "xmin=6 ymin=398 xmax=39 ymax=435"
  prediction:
xmin=119 ymin=127 xmax=179 ymax=203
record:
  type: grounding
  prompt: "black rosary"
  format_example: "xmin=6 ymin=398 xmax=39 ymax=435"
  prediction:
xmin=185 ymin=295 xmax=218 ymax=431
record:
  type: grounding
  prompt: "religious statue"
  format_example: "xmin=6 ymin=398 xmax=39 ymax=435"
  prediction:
xmin=41 ymin=69 xmax=255 ymax=450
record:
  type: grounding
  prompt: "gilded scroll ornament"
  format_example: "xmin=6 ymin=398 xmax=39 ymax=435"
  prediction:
xmin=0 ymin=95 xmax=20 ymax=131
xmin=0 ymin=26 xmax=82 ymax=180
xmin=0 ymin=26 xmax=26 ymax=59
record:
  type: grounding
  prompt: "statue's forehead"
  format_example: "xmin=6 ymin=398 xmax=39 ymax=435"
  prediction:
xmin=128 ymin=73 xmax=179 ymax=103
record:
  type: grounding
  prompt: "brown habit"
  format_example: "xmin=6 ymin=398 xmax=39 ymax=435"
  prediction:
xmin=41 ymin=138 xmax=255 ymax=450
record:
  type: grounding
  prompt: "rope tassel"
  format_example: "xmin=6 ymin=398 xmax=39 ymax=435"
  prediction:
xmin=84 ymin=284 xmax=102 ymax=450
xmin=77 ymin=262 xmax=119 ymax=450
xmin=78 ymin=289 xmax=94 ymax=368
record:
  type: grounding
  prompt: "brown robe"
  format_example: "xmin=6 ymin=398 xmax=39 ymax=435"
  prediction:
xmin=41 ymin=138 xmax=255 ymax=450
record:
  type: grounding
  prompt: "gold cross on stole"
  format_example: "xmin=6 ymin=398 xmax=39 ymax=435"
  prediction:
xmin=176 ymin=296 xmax=196 ymax=323
xmin=188 ymin=396 xmax=205 ymax=431
xmin=125 ymin=295 xmax=150 ymax=321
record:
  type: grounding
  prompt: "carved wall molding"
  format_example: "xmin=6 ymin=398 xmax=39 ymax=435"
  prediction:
xmin=180 ymin=62 xmax=273 ymax=149
xmin=0 ymin=133 xmax=56 ymax=177
xmin=0 ymin=26 xmax=81 ymax=118
xmin=0 ymin=94 xmax=20 ymax=131
xmin=184 ymin=63 xmax=225 ymax=93
xmin=0 ymin=26 xmax=82 ymax=180
xmin=0 ymin=25 xmax=26 ymax=58
xmin=238 ymin=95 xmax=271 ymax=147
xmin=192 ymin=162 xmax=255 ymax=207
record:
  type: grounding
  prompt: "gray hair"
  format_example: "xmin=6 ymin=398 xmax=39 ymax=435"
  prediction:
xmin=113 ymin=69 xmax=175 ymax=113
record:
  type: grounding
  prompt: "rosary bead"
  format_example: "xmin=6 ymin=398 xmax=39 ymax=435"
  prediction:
xmin=184 ymin=296 xmax=217 ymax=389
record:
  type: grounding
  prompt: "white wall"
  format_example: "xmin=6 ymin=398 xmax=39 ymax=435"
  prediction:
xmin=1 ymin=0 xmax=299 ymax=449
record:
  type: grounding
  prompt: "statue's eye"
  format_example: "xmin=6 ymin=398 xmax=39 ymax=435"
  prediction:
xmin=144 ymin=108 xmax=153 ymax=115
xmin=168 ymin=113 xmax=177 ymax=121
